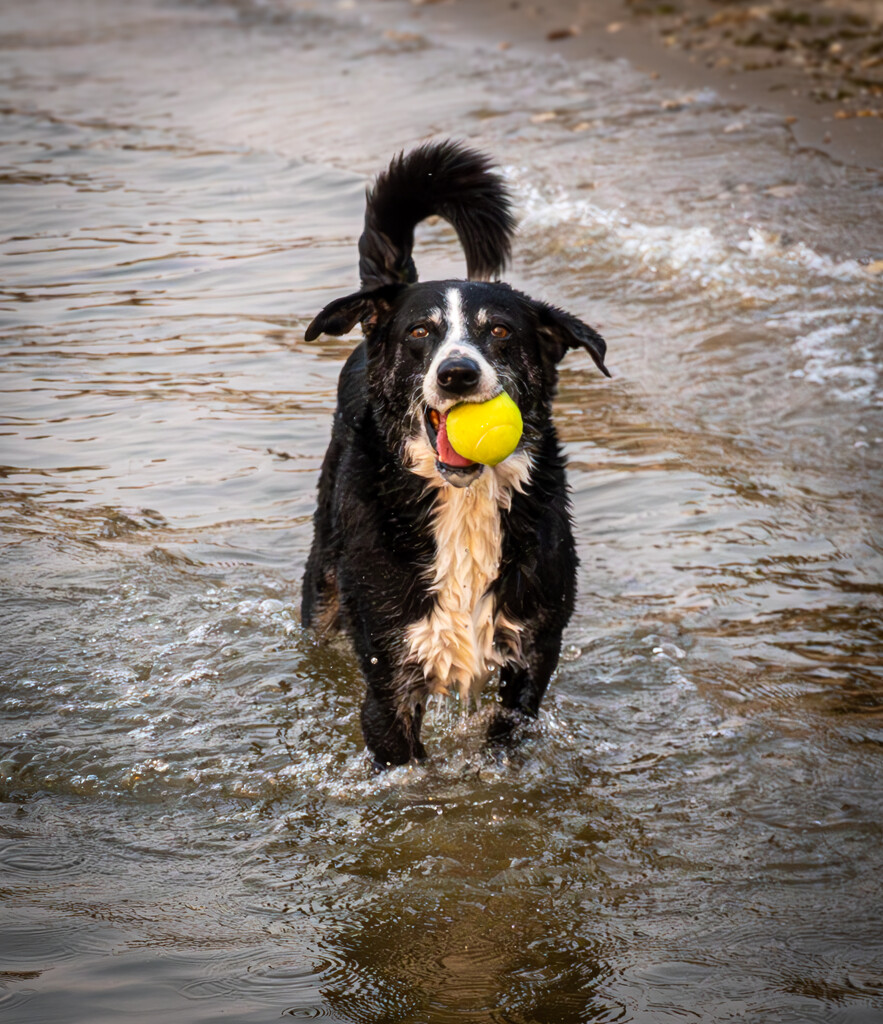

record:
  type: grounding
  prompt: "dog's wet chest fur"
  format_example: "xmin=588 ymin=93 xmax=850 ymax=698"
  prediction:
xmin=403 ymin=443 xmax=530 ymax=705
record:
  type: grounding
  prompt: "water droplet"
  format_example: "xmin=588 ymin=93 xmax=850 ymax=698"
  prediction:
xmin=653 ymin=642 xmax=686 ymax=660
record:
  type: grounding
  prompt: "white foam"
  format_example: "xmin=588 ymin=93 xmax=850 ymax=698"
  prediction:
xmin=510 ymin=174 xmax=882 ymax=404
xmin=513 ymin=178 xmax=873 ymax=302
xmin=793 ymin=320 xmax=880 ymax=403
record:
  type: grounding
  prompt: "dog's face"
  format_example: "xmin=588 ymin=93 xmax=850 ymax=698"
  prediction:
xmin=369 ymin=281 xmax=570 ymax=487
xmin=305 ymin=279 xmax=609 ymax=487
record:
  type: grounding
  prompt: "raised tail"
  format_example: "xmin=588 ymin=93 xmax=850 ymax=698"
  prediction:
xmin=358 ymin=140 xmax=516 ymax=290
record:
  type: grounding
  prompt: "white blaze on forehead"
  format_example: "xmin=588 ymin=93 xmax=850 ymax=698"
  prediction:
xmin=443 ymin=287 xmax=467 ymax=346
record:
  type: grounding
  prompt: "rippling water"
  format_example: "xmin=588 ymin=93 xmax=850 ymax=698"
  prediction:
xmin=2 ymin=1 xmax=882 ymax=1021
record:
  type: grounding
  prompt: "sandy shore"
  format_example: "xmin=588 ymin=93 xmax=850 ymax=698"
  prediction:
xmin=385 ymin=0 xmax=883 ymax=168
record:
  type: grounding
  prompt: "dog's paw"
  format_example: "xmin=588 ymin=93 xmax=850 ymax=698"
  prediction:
xmin=368 ymin=750 xmax=428 ymax=774
xmin=486 ymin=707 xmax=532 ymax=748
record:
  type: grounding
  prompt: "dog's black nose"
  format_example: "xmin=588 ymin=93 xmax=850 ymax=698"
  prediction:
xmin=436 ymin=356 xmax=481 ymax=396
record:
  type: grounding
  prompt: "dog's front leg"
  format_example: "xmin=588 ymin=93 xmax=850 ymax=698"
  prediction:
xmin=488 ymin=627 xmax=563 ymax=747
xmin=359 ymin=657 xmax=427 ymax=770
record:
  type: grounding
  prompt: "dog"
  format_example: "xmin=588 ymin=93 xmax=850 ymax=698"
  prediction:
xmin=302 ymin=141 xmax=609 ymax=768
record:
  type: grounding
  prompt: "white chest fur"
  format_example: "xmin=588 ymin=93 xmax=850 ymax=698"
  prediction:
xmin=403 ymin=439 xmax=530 ymax=706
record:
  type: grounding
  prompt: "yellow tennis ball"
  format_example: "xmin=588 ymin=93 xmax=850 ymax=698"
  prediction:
xmin=446 ymin=392 xmax=523 ymax=466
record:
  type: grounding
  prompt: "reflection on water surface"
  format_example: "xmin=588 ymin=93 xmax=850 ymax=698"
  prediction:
xmin=1 ymin=0 xmax=881 ymax=1021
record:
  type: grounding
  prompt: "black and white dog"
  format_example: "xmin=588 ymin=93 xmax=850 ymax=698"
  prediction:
xmin=302 ymin=141 xmax=609 ymax=768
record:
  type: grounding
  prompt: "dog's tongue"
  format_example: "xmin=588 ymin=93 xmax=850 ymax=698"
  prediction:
xmin=436 ymin=411 xmax=475 ymax=468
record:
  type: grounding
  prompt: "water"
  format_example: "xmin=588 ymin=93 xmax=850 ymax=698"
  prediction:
xmin=2 ymin=0 xmax=882 ymax=1020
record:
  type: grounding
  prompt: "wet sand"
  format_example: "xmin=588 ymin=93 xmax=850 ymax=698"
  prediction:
xmin=382 ymin=0 xmax=883 ymax=168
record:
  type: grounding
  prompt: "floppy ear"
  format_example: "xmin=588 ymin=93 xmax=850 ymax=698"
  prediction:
xmin=304 ymin=284 xmax=403 ymax=341
xmin=535 ymin=301 xmax=611 ymax=377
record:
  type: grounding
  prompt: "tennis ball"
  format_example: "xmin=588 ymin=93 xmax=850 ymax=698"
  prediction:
xmin=446 ymin=392 xmax=523 ymax=466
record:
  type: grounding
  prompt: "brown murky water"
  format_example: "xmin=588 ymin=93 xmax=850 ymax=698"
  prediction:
xmin=1 ymin=1 xmax=882 ymax=1021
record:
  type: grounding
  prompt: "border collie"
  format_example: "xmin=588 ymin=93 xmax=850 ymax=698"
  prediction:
xmin=302 ymin=141 xmax=609 ymax=768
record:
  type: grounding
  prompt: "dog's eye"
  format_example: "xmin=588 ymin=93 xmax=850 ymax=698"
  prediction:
xmin=490 ymin=324 xmax=511 ymax=340
xmin=409 ymin=324 xmax=430 ymax=339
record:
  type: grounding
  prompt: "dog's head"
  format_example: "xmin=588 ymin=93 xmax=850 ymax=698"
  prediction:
xmin=305 ymin=279 xmax=609 ymax=487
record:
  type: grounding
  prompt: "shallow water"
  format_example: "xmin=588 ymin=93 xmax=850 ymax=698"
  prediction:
xmin=1 ymin=1 xmax=882 ymax=1021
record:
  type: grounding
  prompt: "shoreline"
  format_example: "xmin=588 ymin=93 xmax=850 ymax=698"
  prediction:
xmin=378 ymin=0 xmax=883 ymax=170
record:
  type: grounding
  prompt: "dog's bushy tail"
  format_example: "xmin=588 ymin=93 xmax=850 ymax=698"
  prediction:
xmin=358 ymin=140 xmax=516 ymax=290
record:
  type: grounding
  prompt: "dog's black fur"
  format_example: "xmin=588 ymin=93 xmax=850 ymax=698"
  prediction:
xmin=302 ymin=141 xmax=609 ymax=768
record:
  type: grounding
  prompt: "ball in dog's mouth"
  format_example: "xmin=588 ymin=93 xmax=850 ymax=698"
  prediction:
xmin=425 ymin=407 xmax=483 ymax=487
